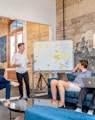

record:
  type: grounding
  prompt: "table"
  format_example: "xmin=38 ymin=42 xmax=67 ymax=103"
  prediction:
xmin=8 ymin=99 xmax=33 ymax=120
xmin=8 ymin=98 xmax=53 ymax=120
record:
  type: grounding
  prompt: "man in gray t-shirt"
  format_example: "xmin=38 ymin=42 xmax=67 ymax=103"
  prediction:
xmin=73 ymin=70 xmax=91 ymax=88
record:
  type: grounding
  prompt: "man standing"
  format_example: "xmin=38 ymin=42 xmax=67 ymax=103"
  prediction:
xmin=11 ymin=43 xmax=30 ymax=99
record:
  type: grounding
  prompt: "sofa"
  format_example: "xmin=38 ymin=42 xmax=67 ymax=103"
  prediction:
xmin=48 ymin=73 xmax=95 ymax=107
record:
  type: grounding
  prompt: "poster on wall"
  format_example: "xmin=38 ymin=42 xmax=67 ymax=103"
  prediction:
xmin=34 ymin=40 xmax=74 ymax=71
xmin=0 ymin=36 xmax=6 ymax=62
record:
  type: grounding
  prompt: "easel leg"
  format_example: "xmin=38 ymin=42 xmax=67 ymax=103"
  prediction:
xmin=36 ymin=73 xmax=47 ymax=90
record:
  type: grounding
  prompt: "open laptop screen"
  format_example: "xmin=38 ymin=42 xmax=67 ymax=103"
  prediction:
xmin=82 ymin=77 xmax=95 ymax=88
xmin=57 ymin=73 xmax=68 ymax=81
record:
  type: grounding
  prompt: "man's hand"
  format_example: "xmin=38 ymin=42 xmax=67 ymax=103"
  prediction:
xmin=76 ymin=63 xmax=80 ymax=69
xmin=72 ymin=63 xmax=80 ymax=72
xmin=75 ymin=83 xmax=81 ymax=87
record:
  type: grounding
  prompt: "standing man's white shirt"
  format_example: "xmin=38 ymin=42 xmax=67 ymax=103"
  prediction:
xmin=11 ymin=52 xmax=28 ymax=74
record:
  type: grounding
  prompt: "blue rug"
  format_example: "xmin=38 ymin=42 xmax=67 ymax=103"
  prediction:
xmin=25 ymin=105 xmax=95 ymax=120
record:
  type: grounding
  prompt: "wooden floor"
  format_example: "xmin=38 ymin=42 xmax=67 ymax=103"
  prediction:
xmin=0 ymin=94 xmax=94 ymax=120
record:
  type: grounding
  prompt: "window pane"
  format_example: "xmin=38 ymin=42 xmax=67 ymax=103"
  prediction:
xmin=17 ymin=34 xmax=23 ymax=51
xmin=10 ymin=21 xmax=17 ymax=32
xmin=17 ymin=34 xmax=22 ymax=44
xmin=10 ymin=36 xmax=15 ymax=62
xmin=17 ymin=20 xmax=24 ymax=29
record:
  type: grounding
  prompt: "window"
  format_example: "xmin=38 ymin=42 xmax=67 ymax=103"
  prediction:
xmin=10 ymin=20 xmax=24 ymax=32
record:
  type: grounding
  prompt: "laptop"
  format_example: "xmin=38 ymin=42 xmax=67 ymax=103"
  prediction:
xmin=0 ymin=68 xmax=5 ymax=76
xmin=57 ymin=73 xmax=68 ymax=81
xmin=82 ymin=77 xmax=95 ymax=88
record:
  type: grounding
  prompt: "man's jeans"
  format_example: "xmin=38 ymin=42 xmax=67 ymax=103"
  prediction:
xmin=76 ymin=87 xmax=95 ymax=110
xmin=0 ymin=76 xmax=11 ymax=99
xmin=16 ymin=72 xmax=30 ymax=97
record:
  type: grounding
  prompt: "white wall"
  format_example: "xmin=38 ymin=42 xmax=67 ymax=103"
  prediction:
xmin=0 ymin=0 xmax=56 ymax=39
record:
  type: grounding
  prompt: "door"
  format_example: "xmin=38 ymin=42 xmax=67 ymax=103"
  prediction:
xmin=7 ymin=29 xmax=23 ymax=80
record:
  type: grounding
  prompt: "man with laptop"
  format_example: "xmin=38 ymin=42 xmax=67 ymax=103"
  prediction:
xmin=51 ymin=60 xmax=93 ymax=114
xmin=75 ymin=77 xmax=95 ymax=115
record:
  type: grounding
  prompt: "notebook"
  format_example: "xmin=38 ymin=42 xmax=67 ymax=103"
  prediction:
xmin=57 ymin=73 xmax=68 ymax=81
xmin=0 ymin=68 xmax=5 ymax=76
xmin=82 ymin=77 xmax=95 ymax=88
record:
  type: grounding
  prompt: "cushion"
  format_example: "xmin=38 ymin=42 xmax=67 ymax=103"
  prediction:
xmin=91 ymin=73 xmax=95 ymax=77
xmin=25 ymin=105 xmax=95 ymax=120
xmin=65 ymin=91 xmax=75 ymax=98
xmin=67 ymin=73 xmax=76 ymax=82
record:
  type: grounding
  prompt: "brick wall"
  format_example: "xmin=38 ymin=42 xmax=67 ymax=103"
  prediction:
xmin=56 ymin=0 xmax=64 ymax=40
xmin=64 ymin=0 xmax=83 ymax=7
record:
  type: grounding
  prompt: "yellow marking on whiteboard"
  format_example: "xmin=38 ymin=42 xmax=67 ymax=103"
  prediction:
xmin=55 ymin=49 xmax=59 ymax=53
xmin=38 ymin=45 xmax=44 ymax=50
xmin=35 ymin=56 xmax=39 ymax=59
xmin=47 ymin=64 xmax=50 ymax=67
xmin=54 ymin=53 xmax=61 ymax=60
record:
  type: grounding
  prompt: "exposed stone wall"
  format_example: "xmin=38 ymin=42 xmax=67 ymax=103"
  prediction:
xmin=70 ymin=13 xmax=95 ymax=71
xmin=56 ymin=0 xmax=95 ymax=72
xmin=67 ymin=13 xmax=95 ymax=71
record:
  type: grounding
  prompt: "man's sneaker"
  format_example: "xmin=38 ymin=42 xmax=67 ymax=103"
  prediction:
xmin=19 ymin=95 xmax=23 ymax=99
xmin=4 ymin=101 xmax=10 ymax=107
xmin=10 ymin=81 xmax=19 ymax=87
xmin=75 ymin=107 xmax=82 ymax=113
xmin=87 ymin=109 xmax=94 ymax=115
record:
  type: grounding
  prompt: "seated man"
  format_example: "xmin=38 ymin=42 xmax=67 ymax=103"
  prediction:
xmin=0 ymin=75 xmax=19 ymax=107
xmin=0 ymin=76 xmax=11 ymax=106
xmin=75 ymin=86 xmax=95 ymax=115
xmin=51 ymin=60 xmax=91 ymax=108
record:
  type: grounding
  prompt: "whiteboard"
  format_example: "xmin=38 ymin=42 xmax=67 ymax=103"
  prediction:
xmin=34 ymin=40 xmax=74 ymax=71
